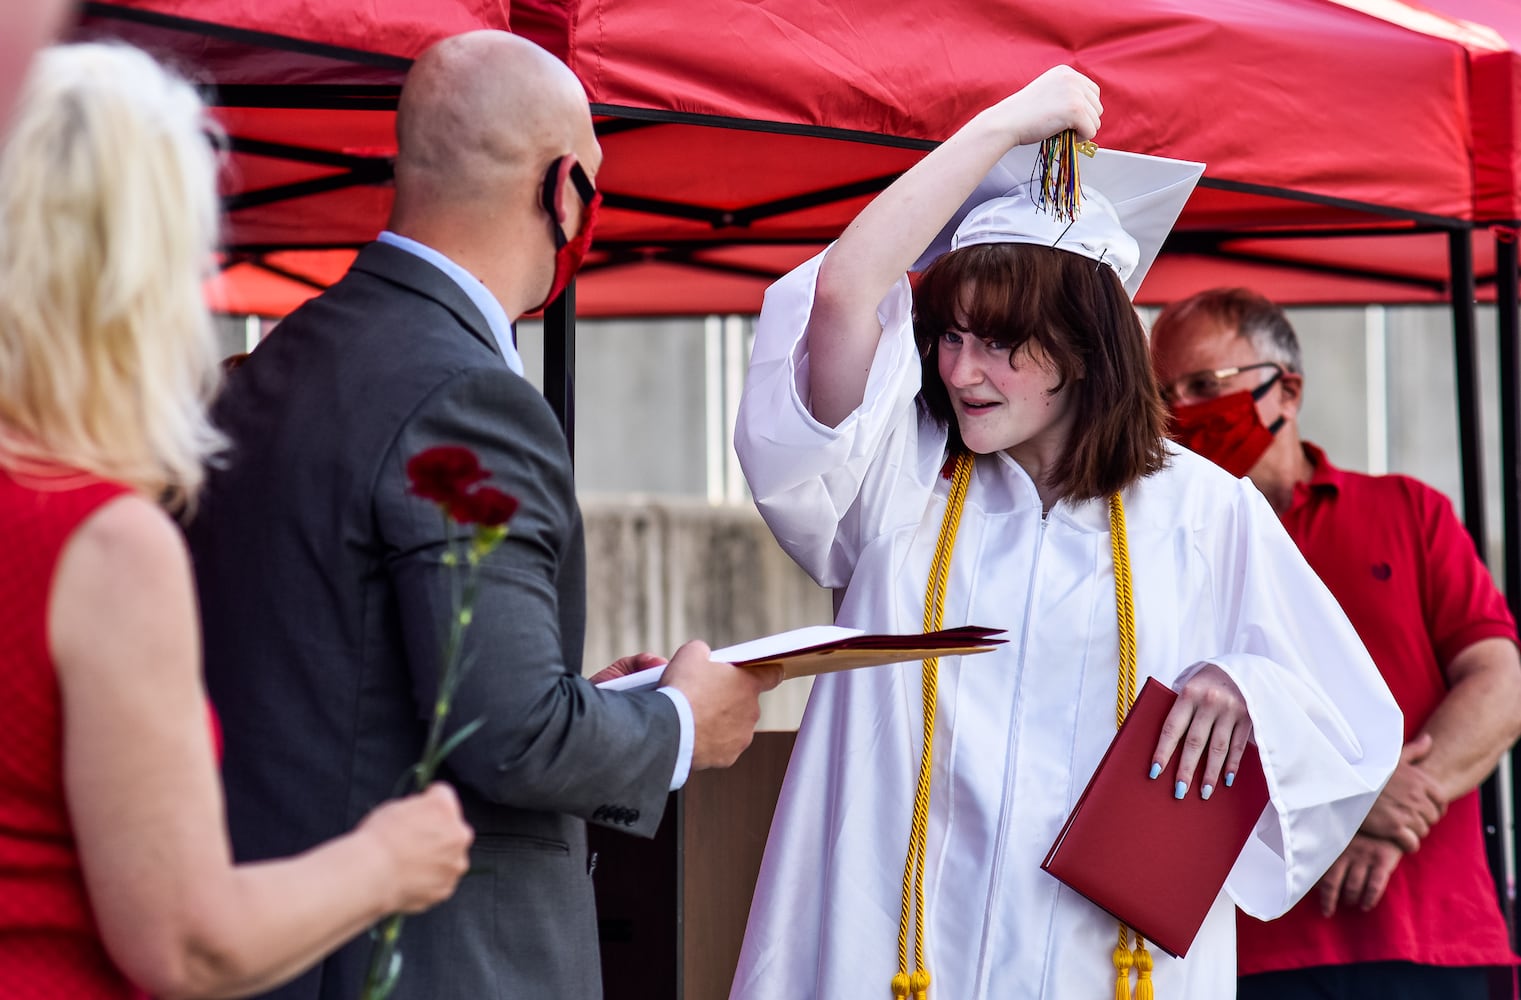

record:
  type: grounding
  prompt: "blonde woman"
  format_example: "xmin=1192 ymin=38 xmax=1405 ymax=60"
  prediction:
xmin=0 ymin=43 xmax=473 ymax=1000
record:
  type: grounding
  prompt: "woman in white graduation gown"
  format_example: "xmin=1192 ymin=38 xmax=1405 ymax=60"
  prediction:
xmin=729 ymin=67 xmax=1401 ymax=1000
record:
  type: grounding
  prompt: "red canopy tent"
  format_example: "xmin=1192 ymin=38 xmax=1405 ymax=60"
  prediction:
xmin=1339 ymin=11 xmax=1521 ymax=930
xmin=76 ymin=0 xmax=1485 ymax=317
xmin=69 ymin=0 xmax=1521 ymax=982
xmin=79 ymin=0 xmax=1503 ymax=578
xmin=69 ymin=0 xmax=1501 ymax=530
xmin=1317 ymin=0 xmax=1521 ymax=638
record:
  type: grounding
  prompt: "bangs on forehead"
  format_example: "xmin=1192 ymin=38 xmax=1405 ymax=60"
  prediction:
xmin=915 ymin=243 xmax=1065 ymax=355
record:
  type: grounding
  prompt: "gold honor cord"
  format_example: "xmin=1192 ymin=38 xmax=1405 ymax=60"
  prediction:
xmin=892 ymin=453 xmax=1151 ymax=1000
xmin=892 ymin=452 xmax=972 ymax=1000
xmin=1108 ymin=493 xmax=1154 ymax=1000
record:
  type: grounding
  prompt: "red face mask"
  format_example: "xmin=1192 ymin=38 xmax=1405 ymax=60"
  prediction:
xmin=533 ymin=156 xmax=601 ymax=313
xmin=1168 ymin=377 xmax=1284 ymax=479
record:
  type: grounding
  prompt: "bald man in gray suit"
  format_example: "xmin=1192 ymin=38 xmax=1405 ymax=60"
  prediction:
xmin=187 ymin=32 xmax=777 ymax=1000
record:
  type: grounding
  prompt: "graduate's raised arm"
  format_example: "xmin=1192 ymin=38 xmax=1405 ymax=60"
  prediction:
xmin=805 ymin=66 xmax=1102 ymax=428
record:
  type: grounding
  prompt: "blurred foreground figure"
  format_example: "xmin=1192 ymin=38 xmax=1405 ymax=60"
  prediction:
xmin=0 ymin=42 xmax=471 ymax=1000
xmin=0 ymin=0 xmax=70 ymax=131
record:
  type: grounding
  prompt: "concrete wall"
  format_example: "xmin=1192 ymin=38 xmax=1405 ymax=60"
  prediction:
xmin=579 ymin=495 xmax=829 ymax=731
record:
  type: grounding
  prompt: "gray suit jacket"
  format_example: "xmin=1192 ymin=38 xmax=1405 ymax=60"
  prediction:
xmin=187 ymin=242 xmax=680 ymax=1000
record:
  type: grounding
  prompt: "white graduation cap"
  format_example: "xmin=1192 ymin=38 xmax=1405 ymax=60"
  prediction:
xmin=911 ymin=145 xmax=1205 ymax=298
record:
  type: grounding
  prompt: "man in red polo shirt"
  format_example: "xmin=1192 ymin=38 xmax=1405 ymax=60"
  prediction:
xmin=1151 ymin=287 xmax=1521 ymax=1000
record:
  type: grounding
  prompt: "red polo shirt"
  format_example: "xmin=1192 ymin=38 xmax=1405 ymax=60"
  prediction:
xmin=1237 ymin=443 xmax=1519 ymax=974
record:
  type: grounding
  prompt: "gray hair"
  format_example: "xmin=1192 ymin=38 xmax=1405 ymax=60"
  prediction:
xmin=1153 ymin=287 xmax=1304 ymax=374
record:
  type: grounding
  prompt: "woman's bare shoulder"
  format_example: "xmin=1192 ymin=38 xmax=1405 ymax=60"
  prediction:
xmin=50 ymin=492 xmax=192 ymax=672
xmin=64 ymin=492 xmax=184 ymax=567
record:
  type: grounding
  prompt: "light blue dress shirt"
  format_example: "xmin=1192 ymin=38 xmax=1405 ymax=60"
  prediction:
xmin=376 ymin=230 xmax=524 ymax=376
xmin=373 ymin=232 xmax=695 ymax=789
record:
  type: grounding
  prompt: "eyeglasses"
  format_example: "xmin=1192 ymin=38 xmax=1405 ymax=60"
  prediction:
xmin=1160 ymin=361 xmax=1284 ymax=404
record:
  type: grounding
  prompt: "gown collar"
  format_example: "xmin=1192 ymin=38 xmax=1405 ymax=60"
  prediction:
xmin=981 ymin=449 xmax=1111 ymax=533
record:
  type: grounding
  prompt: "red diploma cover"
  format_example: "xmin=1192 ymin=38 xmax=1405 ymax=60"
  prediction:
xmin=1041 ymin=676 xmax=1270 ymax=958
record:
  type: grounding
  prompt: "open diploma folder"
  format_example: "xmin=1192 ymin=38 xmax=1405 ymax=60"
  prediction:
xmin=1041 ymin=676 xmax=1270 ymax=958
xmin=594 ymin=625 xmax=1006 ymax=693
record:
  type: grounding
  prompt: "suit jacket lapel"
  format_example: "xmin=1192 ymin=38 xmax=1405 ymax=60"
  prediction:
xmin=350 ymin=242 xmax=504 ymax=361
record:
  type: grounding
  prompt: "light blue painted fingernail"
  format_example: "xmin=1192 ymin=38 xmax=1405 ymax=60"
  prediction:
xmin=1148 ymin=762 xmax=1162 ymax=780
xmin=1174 ymin=780 xmax=1187 ymax=800
xmin=1225 ymin=771 xmax=1236 ymax=788
xmin=1202 ymin=784 xmax=1214 ymax=801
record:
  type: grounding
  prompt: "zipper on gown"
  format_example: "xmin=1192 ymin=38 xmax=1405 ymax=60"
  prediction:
xmin=969 ymin=511 xmax=1049 ymax=998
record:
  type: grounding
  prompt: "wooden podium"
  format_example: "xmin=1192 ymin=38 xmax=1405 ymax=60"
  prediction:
xmin=591 ymin=731 xmax=795 ymax=1000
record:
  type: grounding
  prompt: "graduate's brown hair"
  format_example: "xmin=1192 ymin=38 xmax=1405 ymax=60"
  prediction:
xmin=912 ymin=243 xmax=1168 ymax=503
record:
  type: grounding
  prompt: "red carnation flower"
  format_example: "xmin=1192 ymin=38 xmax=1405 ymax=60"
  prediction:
xmin=375 ymin=445 xmax=516 ymax=997
xmin=448 ymin=486 xmax=520 ymax=527
xmin=407 ymin=446 xmax=489 ymax=504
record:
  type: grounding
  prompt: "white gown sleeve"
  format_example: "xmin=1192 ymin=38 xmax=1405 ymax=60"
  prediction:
xmin=733 ymin=250 xmax=934 ymax=588
xmin=1188 ymin=477 xmax=1403 ymax=919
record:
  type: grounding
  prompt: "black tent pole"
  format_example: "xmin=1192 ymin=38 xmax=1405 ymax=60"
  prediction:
xmin=1450 ymin=229 xmax=1509 ymax=955
xmin=1451 ymin=228 xmax=1488 ymax=551
xmin=1498 ymin=229 xmax=1521 ymax=961
xmin=545 ymin=281 xmax=577 ymax=464
xmin=1498 ymin=228 xmax=1521 ymax=647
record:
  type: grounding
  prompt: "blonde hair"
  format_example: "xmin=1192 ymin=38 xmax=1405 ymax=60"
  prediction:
xmin=0 ymin=42 xmax=226 ymax=509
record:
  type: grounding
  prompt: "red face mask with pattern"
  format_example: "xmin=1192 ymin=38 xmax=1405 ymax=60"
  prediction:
xmin=1168 ymin=372 xmax=1284 ymax=478
xmin=532 ymin=155 xmax=601 ymax=313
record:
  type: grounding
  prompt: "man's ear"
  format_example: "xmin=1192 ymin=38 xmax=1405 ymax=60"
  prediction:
xmin=540 ymin=155 xmax=577 ymax=227
xmin=550 ymin=155 xmax=578 ymax=226
xmin=1277 ymin=370 xmax=1305 ymax=419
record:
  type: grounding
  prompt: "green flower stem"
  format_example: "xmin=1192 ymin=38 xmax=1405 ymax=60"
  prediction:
xmin=360 ymin=512 xmax=495 ymax=1000
xmin=415 ymin=551 xmax=475 ymax=789
xmin=359 ymin=918 xmax=404 ymax=1000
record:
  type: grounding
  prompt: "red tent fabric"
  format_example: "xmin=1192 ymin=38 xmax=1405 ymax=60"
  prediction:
xmin=524 ymin=0 xmax=1474 ymax=220
xmin=77 ymin=0 xmax=1484 ymax=314
xmin=1155 ymin=0 xmax=1521 ymax=303
xmin=1332 ymin=0 xmax=1519 ymax=222
xmin=104 ymin=0 xmax=509 ymax=62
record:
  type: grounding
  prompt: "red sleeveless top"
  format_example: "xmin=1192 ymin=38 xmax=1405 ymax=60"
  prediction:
xmin=0 ymin=463 xmax=146 ymax=999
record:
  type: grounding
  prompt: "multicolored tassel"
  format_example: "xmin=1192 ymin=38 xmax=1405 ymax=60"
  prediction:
xmin=1031 ymin=129 xmax=1098 ymax=222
